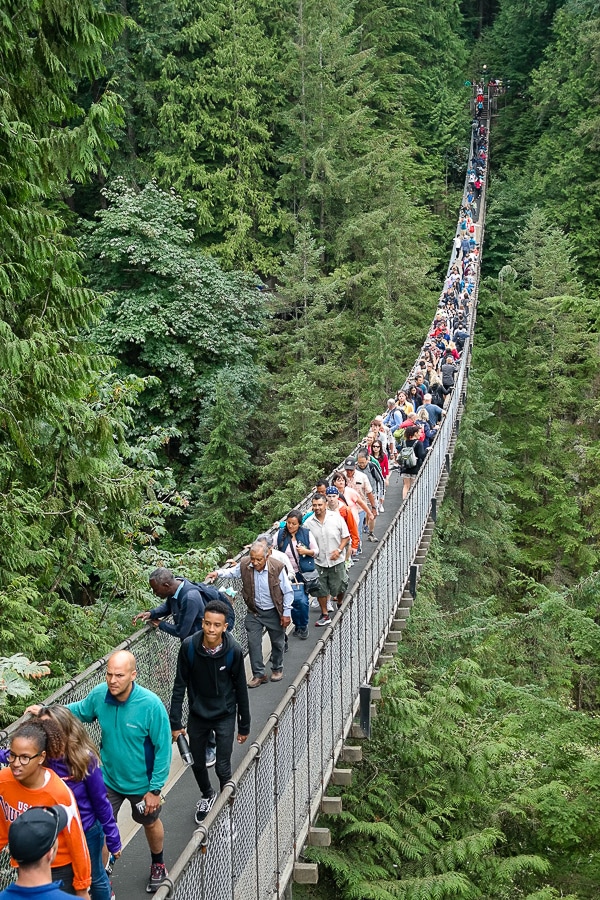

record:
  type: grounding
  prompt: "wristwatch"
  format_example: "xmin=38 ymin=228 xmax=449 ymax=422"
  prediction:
xmin=150 ymin=789 xmax=162 ymax=796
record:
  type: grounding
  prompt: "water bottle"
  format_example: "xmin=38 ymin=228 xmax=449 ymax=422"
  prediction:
xmin=177 ymin=733 xmax=194 ymax=766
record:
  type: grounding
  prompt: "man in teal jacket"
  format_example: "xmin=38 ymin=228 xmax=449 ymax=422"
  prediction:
xmin=68 ymin=650 xmax=172 ymax=894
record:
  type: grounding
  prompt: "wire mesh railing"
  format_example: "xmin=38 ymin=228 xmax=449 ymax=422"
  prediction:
xmin=0 ymin=99 xmax=489 ymax=899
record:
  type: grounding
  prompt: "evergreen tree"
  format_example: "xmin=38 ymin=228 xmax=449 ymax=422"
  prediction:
xmin=278 ymin=0 xmax=376 ymax=258
xmin=151 ymin=0 xmax=283 ymax=270
xmin=185 ymin=371 xmax=256 ymax=548
xmin=255 ymin=370 xmax=335 ymax=520
xmin=478 ymin=210 xmax=599 ymax=580
xmin=0 ymin=0 xmax=189 ymax=704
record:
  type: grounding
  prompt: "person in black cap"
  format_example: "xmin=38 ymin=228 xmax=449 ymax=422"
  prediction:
xmin=0 ymin=805 xmax=74 ymax=899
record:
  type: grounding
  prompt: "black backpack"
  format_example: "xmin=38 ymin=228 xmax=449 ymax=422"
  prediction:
xmin=179 ymin=580 xmax=236 ymax=632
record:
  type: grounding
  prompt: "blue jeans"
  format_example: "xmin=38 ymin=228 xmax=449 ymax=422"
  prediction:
xmin=86 ymin=819 xmax=112 ymax=900
xmin=291 ymin=582 xmax=309 ymax=629
xmin=358 ymin=509 xmax=367 ymax=537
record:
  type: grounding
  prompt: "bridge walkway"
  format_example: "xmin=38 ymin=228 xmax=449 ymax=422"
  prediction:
xmin=111 ymin=470 xmax=407 ymax=897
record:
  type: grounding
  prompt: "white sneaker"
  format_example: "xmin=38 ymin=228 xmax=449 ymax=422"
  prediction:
xmin=327 ymin=599 xmax=334 ymax=612
xmin=310 ymin=598 xmax=320 ymax=609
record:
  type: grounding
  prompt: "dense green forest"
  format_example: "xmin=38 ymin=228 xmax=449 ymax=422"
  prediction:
xmin=1 ymin=0 xmax=600 ymax=894
xmin=0 ymin=0 xmax=470 ymax=697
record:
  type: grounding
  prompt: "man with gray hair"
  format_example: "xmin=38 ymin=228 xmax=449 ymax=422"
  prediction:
xmin=207 ymin=542 xmax=293 ymax=688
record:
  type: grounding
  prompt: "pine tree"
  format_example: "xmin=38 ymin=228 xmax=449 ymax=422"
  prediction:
xmin=478 ymin=210 xmax=599 ymax=580
xmin=151 ymin=0 xmax=283 ymax=270
xmin=0 ymin=0 xmax=189 ymax=704
xmin=255 ymin=370 xmax=335 ymax=520
xmin=278 ymin=0 xmax=375 ymax=257
xmin=185 ymin=371 xmax=255 ymax=547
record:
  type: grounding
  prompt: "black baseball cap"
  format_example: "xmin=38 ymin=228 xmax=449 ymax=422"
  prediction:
xmin=343 ymin=457 xmax=356 ymax=470
xmin=9 ymin=805 xmax=68 ymax=864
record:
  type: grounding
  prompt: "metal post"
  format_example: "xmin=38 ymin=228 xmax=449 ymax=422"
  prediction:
xmin=409 ymin=564 xmax=418 ymax=599
xmin=359 ymin=684 xmax=372 ymax=738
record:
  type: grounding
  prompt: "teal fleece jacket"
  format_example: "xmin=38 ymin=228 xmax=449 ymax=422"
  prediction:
xmin=68 ymin=682 xmax=172 ymax=795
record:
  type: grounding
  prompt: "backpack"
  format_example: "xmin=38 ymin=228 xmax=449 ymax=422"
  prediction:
xmin=180 ymin=581 xmax=236 ymax=632
xmin=399 ymin=442 xmax=418 ymax=469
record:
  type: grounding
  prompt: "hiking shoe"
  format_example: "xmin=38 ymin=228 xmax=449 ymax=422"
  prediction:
xmin=367 ymin=534 xmax=379 ymax=542
xmin=271 ymin=670 xmax=283 ymax=682
xmin=297 ymin=627 xmax=309 ymax=640
xmin=315 ymin=614 xmax=331 ymax=627
xmin=205 ymin=745 xmax=216 ymax=768
xmin=146 ymin=863 xmax=168 ymax=893
xmin=248 ymin=675 xmax=269 ymax=688
xmin=194 ymin=792 xmax=218 ymax=824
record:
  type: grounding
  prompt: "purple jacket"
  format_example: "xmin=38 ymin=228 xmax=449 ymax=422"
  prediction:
xmin=0 ymin=750 xmax=121 ymax=853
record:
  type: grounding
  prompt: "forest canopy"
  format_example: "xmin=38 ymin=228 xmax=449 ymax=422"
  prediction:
xmin=1 ymin=0 xmax=600 ymax=893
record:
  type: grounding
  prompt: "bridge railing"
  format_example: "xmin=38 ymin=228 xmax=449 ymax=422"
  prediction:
xmin=151 ymin=327 xmax=472 ymax=900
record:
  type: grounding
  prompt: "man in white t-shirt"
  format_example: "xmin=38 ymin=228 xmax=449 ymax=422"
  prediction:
xmin=306 ymin=495 xmax=350 ymax=628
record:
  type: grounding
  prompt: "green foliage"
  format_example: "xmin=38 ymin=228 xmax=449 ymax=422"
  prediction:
xmin=82 ymin=179 xmax=265 ymax=483
xmin=477 ymin=209 xmax=600 ymax=580
xmin=475 ymin=0 xmax=565 ymax=87
xmin=151 ymin=0 xmax=283 ymax=270
xmin=0 ymin=655 xmax=51 ymax=708
xmin=185 ymin=370 xmax=256 ymax=548
xmin=255 ymin=369 xmax=337 ymax=521
xmin=309 ymin=659 xmax=567 ymax=899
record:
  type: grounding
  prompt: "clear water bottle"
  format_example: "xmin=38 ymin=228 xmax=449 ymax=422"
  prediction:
xmin=177 ymin=733 xmax=194 ymax=766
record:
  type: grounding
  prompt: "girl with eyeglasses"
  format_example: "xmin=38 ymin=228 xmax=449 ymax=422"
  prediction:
xmin=0 ymin=720 xmax=91 ymax=896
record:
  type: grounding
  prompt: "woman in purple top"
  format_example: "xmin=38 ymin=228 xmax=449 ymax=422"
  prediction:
xmin=35 ymin=707 xmax=121 ymax=900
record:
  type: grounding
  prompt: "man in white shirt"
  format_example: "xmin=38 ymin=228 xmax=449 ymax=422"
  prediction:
xmin=306 ymin=495 xmax=350 ymax=627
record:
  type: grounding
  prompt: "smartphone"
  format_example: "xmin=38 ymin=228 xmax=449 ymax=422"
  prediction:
xmin=136 ymin=794 xmax=165 ymax=815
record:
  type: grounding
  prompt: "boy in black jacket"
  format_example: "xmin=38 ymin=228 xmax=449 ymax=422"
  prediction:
xmin=170 ymin=600 xmax=250 ymax=824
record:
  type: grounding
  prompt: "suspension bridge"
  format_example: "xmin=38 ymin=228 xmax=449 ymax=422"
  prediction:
xmin=0 ymin=91 xmax=492 ymax=900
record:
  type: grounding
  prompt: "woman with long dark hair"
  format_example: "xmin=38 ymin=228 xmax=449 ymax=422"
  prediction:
xmin=277 ymin=510 xmax=319 ymax=637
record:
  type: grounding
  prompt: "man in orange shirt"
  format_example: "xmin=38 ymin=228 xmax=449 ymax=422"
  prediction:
xmin=325 ymin=486 xmax=359 ymax=555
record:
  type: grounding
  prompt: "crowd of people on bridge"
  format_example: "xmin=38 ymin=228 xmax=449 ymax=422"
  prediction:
xmin=0 ymin=122 xmax=486 ymax=900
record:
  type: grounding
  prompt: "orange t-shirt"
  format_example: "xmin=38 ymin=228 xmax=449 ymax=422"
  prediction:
xmin=0 ymin=766 xmax=91 ymax=891
xmin=338 ymin=501 xmax=360 ymax=550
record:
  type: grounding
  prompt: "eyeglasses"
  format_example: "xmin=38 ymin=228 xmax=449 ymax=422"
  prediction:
xmin=8 ymin=752 xmax=42 ymax=765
